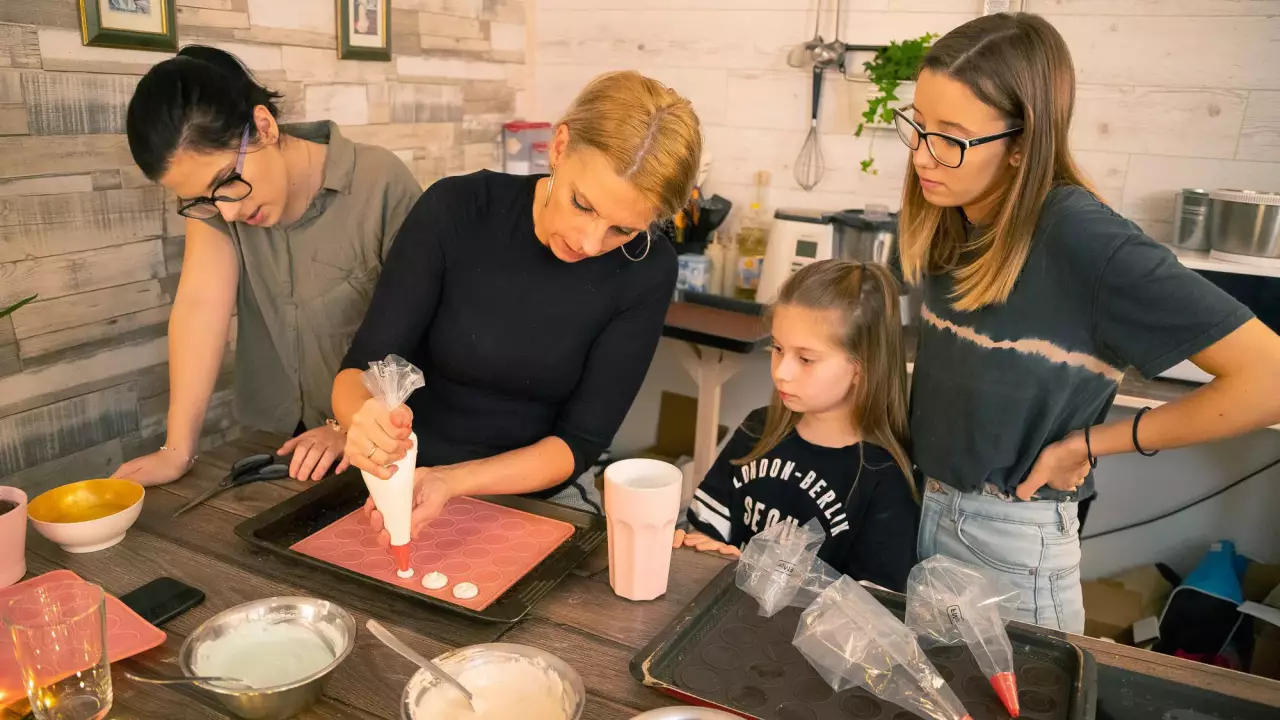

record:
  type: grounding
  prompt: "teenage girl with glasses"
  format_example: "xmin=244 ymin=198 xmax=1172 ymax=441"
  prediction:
xmin=898 ymin=13 xmax=1280 ymax=632
xmin=112 ymin=46 xmax=422 ymax=487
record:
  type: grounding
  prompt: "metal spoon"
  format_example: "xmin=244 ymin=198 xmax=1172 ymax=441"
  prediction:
xmin=787 ymin=0 xmax=824 ymax=68
xmin=816 ymin=0 xmax=846 ymax=71
xmin=125 ymin=670 xmax=252 ymax=689
xmin=366 ymin=619 xmax=475 ymax=710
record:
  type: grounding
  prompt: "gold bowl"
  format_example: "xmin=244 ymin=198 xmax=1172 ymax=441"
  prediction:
xmin=27 ymin=479 xmax=144 ymax=553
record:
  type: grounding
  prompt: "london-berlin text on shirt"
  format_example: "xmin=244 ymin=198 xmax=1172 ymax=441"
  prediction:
xmin=735 ymin=455 xmax=852 ymax=537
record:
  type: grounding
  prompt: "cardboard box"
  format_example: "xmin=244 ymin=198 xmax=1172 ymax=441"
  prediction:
xmin=1082 ymin=565 xmax=1174 ymax=641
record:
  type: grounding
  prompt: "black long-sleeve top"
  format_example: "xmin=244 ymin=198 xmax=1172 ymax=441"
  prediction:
xmin=341 ymin=170 xmax=677 ymax=496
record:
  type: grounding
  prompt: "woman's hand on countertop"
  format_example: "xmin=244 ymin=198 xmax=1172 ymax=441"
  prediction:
xmin=111 ymin=448 xmax=193 ymax=487
xmin=345 ymin=398 xmax=414 ymax=479
xmin=363 ymin=466 xmax=454 ymax=544
xmin=280 ymin=425 xmax=349 ymax=481
xmin=1015 ymin=430 xmax=1092 ymax=501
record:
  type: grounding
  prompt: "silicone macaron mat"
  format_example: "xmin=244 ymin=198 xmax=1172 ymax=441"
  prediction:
xmin=1 ymin=570 xmax=166 ymax=709
xmin=633 ymin=564 xmax=1096 ymax=720
xmin=290 ymin=497 xmax=575 ymax=612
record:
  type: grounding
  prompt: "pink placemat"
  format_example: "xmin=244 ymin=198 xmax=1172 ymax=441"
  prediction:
xmin=0 ymin=570 xmax=167 ymax=709
xmin=290 ymin=497 xmax=575 ymax=611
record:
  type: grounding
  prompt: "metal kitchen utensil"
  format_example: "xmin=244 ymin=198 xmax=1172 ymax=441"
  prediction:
xmin=815 ymin=0 xmax=846 ymax=71
xmin=125 ymin=670 xmax=252 ymax=689
xmin=787 ymin=0 xmax=824 ymax=68
xmin=794 ymin=64 xmax=827 ymax=191
xmin=367 ymin=619 xmax=475 ymax=710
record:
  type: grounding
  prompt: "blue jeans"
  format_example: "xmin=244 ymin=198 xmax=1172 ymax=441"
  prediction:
xmin=917 ymin=479 xmax=1084 ymax=633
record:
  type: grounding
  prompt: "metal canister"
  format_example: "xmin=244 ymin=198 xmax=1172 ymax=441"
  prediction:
xmin=1171 ymin=188 xmax=1211 ymax=251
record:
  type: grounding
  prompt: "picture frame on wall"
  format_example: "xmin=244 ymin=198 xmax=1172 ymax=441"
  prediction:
xmin=337 ymin=0 xmax=392 ymax=61
xmin=80 ymin=0 xmax=178 ymax=52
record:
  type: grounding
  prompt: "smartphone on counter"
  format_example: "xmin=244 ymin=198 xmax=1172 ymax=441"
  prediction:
xmin=119 ymin=577 xmax=205 ymax=627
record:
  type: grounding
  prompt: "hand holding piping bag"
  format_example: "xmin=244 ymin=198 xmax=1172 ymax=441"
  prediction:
xmin=352 ymin=355 xmax=424 ymax=579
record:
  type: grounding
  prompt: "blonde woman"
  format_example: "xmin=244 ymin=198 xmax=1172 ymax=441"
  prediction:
xmin=899 ymin=13 xmax=1280 ymax=632
xmin=333 ymin=71 xmax=701 ymax=536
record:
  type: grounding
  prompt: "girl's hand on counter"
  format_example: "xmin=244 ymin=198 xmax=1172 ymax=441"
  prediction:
xmin=673 ymin=528 xmax=741 ymax=557
xmin=280 ymin=425 xmax=349 ymax=481
xmin=345 ymin=398 xmax=413 ymax=479
xmin=363 ymin=467 xmax=454 ymax=544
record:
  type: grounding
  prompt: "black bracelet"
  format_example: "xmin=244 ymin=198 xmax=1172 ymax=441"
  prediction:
xmin=1133 ymin=406 xmax=1159 ymax=457
xmin=1084 ymin=425 xmax=1098 ymax=469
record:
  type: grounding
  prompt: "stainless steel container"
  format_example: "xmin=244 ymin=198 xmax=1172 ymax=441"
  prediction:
xmin=630 ymin=708 xmax=742 ymax=719
xmin=1208 ymin=189 xmax=1280 ymax=263
xmin=401 ymin=643 xmax=585 ymax=720
xmin=1171 ymin=188 xmax=1211 ymax=251
xmin=828 ymin=207 xmax=898 ymax=265
xmin=179 ymin=597 xmax=357 ymax=720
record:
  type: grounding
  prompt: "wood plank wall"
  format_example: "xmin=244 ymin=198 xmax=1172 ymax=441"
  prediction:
xmin=0 ymin=0 xmax=529 ymax=496
xmin=533 ymin=0 xmax=1280 ymax=238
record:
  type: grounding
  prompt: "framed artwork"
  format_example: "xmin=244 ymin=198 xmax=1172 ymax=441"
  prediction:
xmin=79 ymin=0 xmax=178 ymax=52
xmin=337 ymin=0 xmax=392 ymax=61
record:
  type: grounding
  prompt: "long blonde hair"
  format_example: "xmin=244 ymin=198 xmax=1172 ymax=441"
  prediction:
xmin=557 ymin=71 xmax=702 ymax=219
xmin=899 ymin=12 xmax=1095 ymax=311
xmin=739 ymin=260 xmax=915 ymax=499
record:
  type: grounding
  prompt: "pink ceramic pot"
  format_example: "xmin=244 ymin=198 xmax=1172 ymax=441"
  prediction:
xmin=0 ymin=486 xmax=27 ymax=588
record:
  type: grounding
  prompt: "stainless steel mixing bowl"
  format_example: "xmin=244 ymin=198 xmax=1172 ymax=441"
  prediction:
xmin=178 ymin=596 xmax=356 ymax=720
xmin=400 ymin=643 xmax=585 ymax=719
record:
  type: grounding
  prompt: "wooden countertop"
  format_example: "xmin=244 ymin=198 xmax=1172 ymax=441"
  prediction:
xmin=5 ymin=432 xmax=1278 ymax=718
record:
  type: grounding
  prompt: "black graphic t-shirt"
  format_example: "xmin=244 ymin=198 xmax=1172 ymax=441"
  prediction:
xmin=687 ymin=408 xmax=920 ymax=592
xmin=910 ymin=186 xmax=1253 ymax=502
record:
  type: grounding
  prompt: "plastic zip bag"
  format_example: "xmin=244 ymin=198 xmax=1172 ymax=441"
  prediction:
xmin=793 ymin=576 xmax=972 ymax=720
xmin=361 ymin=354 xmax=425 ymax=410
xmin=736 ymin=519 xmax=833 ymax=617
xmin=906 ymin=556 xmax=1022 ymax=717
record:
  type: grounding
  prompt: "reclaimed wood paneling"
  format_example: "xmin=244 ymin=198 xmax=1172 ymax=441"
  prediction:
xmin=0 ymin=173 xmax=95 ymax=197
xmin=36 ymin=29 xmax=171 ymax=75
xmin=0 ymin=102 xmax=26 ymax=135
xmin=12 ymin=279 xmax=170 ymax=338
xmin=21 ymin=71 xmax=139 ymax=136
xmin=342 ymin=122 xmax=456 ymax=153
xmin=390 ymin=82 xmax=464 ymax=123
xmin=0 ymin=382 xmax=139 ymax=476
xmin=0 ymin=316 xmax=18 ymax=378
xmin=0 ymin=186 xmax=162 ymax=228
xmin=482 ymin=0 xmax=525 ymax=23
xmin=0 ymin=210 xmax=164 ymax=264
xmin=420 ymin=12 xmax=485 ymax=39
xmin=0 ymin=1 xmax=80 ymax=29
xmin=19 ymin=305 xmax=172 ymax=362
xmin=0 ymin=24 xmax=40 ymax=69
xmin=3 ymin=438 xmax=125 ymax=496
xmin=0 ymin=69 xmax=21 ymax=102
xmin=177 ymin=7 xmax=251 ymax=29
xmin=0 ymin=238 xmax=167 ymax=304
xmin=304 ymin=84 xmax=370 ymax=126
xmin=0 ymin=133 xmax=134 ymax=179
xmin=400 ymin=0 xmax=483 ymax=16
xmin=0 ymin=336 xmax=167 ymax=418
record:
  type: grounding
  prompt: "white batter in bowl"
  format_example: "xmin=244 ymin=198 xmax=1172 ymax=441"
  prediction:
xmin=400 ymin=643 xmax=584 ymax=720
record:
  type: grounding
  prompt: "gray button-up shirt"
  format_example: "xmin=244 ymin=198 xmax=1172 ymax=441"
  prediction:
xmin=200 ymin=120 xmax=421 ymax=434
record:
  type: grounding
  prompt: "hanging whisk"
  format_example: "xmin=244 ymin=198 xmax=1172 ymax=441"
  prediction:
xmin=794 ymin=63 xmax=826 ymax=191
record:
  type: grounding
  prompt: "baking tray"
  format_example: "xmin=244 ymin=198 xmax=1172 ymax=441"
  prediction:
xmin=632 ymin=564 xmax=1097 ymax=720
xmin=234 ymin=469 xmax=605 ymax=623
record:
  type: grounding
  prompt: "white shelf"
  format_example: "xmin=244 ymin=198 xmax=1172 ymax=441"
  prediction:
xmin=1169 ymin=246 xmax=1280 ymax=279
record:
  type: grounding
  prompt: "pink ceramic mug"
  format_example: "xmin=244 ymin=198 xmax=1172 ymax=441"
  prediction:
xmin=0 ymin=486 xmax=28 ymax=588
xmin=604 ymin=459 xmax=683 ymax=601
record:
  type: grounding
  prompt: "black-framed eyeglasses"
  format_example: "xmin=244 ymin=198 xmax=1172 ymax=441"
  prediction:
xmin=177 ymin=125 xmax=254 ymax=219
xmin=892 ymin=108 xmax=1023 ymax=169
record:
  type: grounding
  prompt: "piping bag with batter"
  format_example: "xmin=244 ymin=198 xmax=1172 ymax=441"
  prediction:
xmin=905 ymin=556 xmax=1023 ymax=717
xmin=360 ymin=354 xmax=425 ymax=578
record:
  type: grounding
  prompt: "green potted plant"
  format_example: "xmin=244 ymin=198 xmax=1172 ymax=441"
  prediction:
xmin=854 ymin=33 xmax=937 ymax=174
xmin=0 ymin=294 xmax=35 ymax=319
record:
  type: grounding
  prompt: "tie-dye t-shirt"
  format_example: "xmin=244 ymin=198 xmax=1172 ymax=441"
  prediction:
xmin=909 ymin=185 xmax=1253 ymax=501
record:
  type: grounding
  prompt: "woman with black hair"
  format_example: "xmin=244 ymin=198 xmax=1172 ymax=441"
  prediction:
xmin=111 ymin=46 xmax=421 ymax=486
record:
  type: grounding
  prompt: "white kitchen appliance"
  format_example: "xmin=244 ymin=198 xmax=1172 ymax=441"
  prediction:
xmin=756 ymin=209 xmax=835 ymax=305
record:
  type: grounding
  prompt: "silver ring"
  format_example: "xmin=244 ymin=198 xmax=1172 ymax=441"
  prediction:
xmin=366 ymin=446 xmax=377 ymax=459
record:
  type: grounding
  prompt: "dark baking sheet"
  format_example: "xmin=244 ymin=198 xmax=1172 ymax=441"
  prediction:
xmin=234 ymin=469 xmax=605 ymax=623
xmin=633 ymin=564 xmax=1097 ymax=720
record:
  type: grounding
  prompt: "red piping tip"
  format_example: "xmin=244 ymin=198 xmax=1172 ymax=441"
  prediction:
xmin=391 ymin=544 xmax=410 ymax=573
xmin=991 ymin=671 xmax=1020 ymax=717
